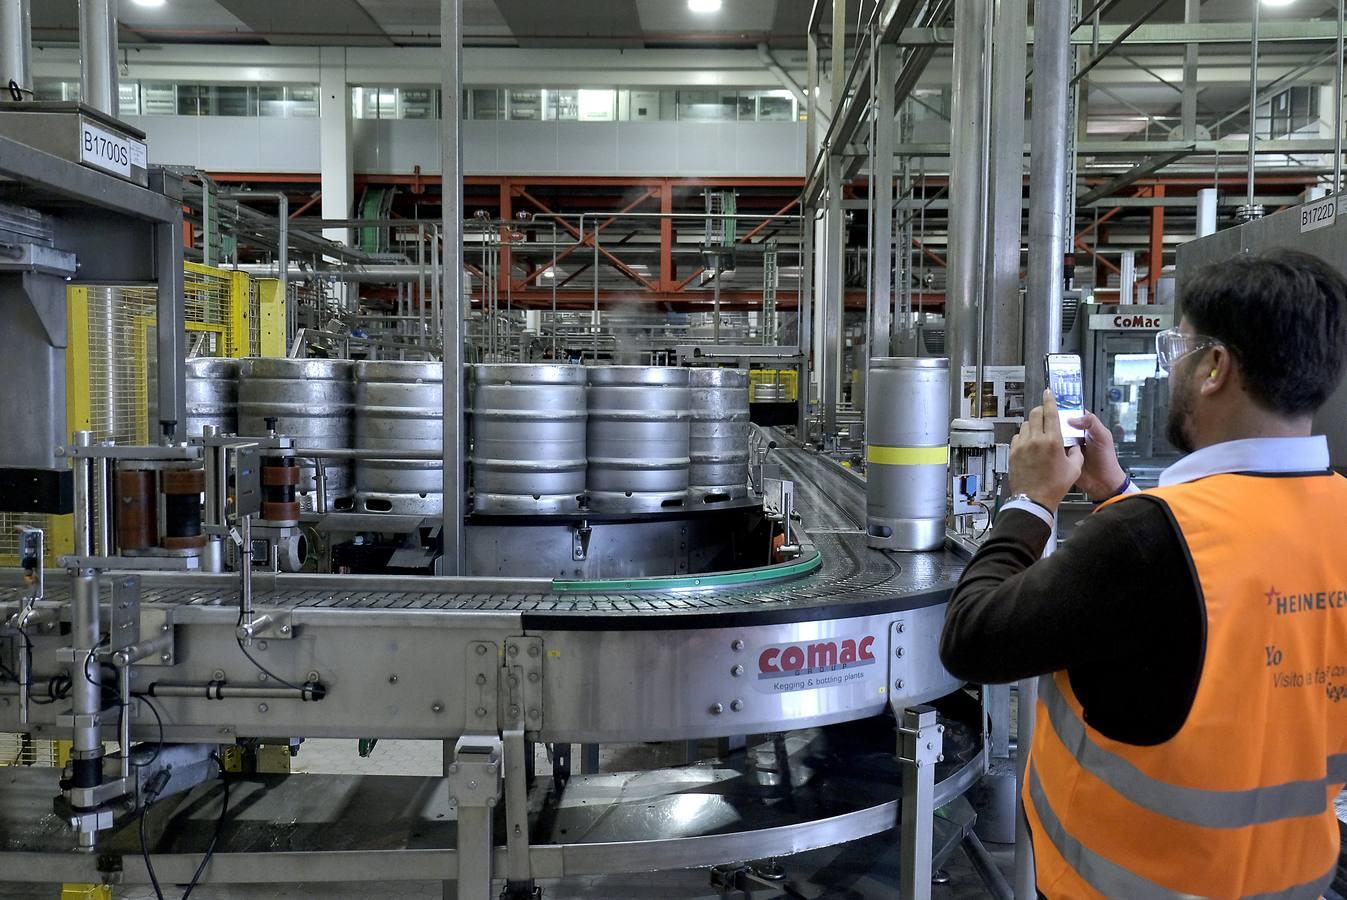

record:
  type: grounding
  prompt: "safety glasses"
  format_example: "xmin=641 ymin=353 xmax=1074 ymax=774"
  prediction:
xmin=1155 ymin=328 xmax=1223 ymax=372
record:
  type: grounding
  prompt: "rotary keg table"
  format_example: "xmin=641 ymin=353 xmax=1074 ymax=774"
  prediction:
xmin=0 ymin=436 xmax=965 ymax=623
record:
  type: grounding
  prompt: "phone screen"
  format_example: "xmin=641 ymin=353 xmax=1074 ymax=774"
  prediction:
xmin=1045 ymin=354 xmax=1087 ymax=442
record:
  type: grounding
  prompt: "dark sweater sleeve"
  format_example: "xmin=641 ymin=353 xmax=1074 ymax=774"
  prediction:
xmin=939 ymin=498 xmax=1199 ymax=687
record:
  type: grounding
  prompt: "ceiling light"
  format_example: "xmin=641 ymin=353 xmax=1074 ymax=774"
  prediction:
xmin=131 ymin=0 xmax=167 ymax=7
xmin=1260 ymin=0 xmax=1295 ymax=6
xmin=688 ymin=0 xmax=722 ymax=12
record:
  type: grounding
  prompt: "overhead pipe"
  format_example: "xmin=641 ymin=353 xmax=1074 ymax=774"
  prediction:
xmin=78 ymin=0 xmax=118 ymax=115
xmin=757 ymin=42 xmax=828 ymax=124
xmin=0 ymin=0 xmax=31 ymax=95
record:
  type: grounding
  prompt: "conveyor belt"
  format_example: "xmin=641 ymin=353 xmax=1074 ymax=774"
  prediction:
xmin=770 ymin=445 xmax=867 ymax=533
xmin=0 ymin=442 xmax=965 ymax=627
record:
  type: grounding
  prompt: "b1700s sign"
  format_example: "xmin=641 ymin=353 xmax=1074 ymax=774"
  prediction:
xmin=755 ymin=635 xmax=877 ymax=694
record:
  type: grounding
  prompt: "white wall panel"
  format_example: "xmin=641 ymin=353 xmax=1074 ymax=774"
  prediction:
xmin=497 ymin=122 xmax=559 ymax=173
xmin=555 ymin=123 xmax=619 ymax=174
xmin=197 ymin=119 xmax=262 ymax=171
xmin=126 ymin=116 xmax=199 ymax=169
xmin=127 ymin=115 xmax=804 ymax=177
xmin=463 ymin=120 xmax=499 ymax=173
xmin=615 ymin=122 xmax=678 ymax=174
xmin=258 ymin=119 xmax=323 ymax=172
xmin=733 ymin=122 xmax=802 ymax=175
xmin=675 ymin=122 xmax=736 ymax=174
xmin=384 ymin=120 xmax=440 ymax=173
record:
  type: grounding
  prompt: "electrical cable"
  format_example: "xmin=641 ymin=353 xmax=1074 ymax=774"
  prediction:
xmin=119 ymin=693 xmax=166 ymax=769
xmin=138 ymin=796 xmax=166 ymax=900
xmin=139 ymin=753 xmax=229 ymax=900
xmin=232 ymin=608 xmax=313 ymax=695
xmin=975 ymin=501 xmax=995 ymax=539
xmin=180 ymin=755 xmax=230 ymax=900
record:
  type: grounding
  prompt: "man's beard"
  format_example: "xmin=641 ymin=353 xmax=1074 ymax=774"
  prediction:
xmin=1165 ymin=373 xmax=1196 ymax=454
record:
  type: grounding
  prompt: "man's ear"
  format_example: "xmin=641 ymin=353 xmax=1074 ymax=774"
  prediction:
xmin=1200 ymin=346 xmax=1231 ymax=396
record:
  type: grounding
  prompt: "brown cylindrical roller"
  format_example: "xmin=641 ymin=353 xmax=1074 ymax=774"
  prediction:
xmin=162 ymin=534 xmax=207 ymax=551
xmin=262 ymin=501 xmax=300 ymax=522
xmin=262 ymin=465 xmax=301 ymax=486
xmin=116 ymin=469 xmax=157 ymax=551
xmin=161 ymin=468 xmax=205 ymax=495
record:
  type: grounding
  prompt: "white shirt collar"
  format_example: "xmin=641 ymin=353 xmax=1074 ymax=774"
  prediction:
xmin=1158 ymin=435 xmax=1331 ymax=487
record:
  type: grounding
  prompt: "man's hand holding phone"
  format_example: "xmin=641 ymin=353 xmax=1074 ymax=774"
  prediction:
xmin=1009 ymin=390 xmax=1085 ymax=514
xmin=1066 ymin=410 xmax=1129 ymax=501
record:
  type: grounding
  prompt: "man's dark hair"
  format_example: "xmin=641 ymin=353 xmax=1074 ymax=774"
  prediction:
xmin=1179 ymin=248 xmax=1347 ymax=415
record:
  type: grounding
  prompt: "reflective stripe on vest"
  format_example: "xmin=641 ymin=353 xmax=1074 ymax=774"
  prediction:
xmin=1024 ymin=472 xmax=1347 ymax=897
xmin=1041 ymin=677 xmax=1347 ymax=829
xmin=1028 ymin=761 xmax=1339 ymax=900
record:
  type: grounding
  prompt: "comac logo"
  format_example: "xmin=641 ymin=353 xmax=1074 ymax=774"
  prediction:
xmin=758 ymin=636 xmax=877 ymax=678
xmin=1113 ymin=314 xmax=1165 ymax=328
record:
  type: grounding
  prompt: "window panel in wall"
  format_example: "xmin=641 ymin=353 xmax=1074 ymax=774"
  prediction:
xmin=118 ymin=82 xmax=139 ymax=117
xmin=678 ymin=89 xmax=737 ymax=121
xmin=471 ymin=88 xmax=504 ymax=120
xmin=287 ymin=86 xmax=318 ymax=118
xmin=205 ymin=85 xmax=256 ymax=117
xmin=400 ymin=88 xmax=436 ymax=120
xmin=509 ymin=89 xmax=541 ymax=120
xmin=544 ymin=90 xmax=578 ymax=121
xmin=755 ymin=90 xmax=795 ymax=122
xmin=176 ymin=84 xmax=201 ymax=116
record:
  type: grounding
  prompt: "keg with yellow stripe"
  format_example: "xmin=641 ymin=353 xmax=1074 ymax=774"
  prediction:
xmin=865 ymin=357 xmax=949 ymax=551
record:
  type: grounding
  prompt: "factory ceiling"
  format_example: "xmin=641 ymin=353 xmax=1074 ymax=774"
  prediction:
xmin=29 ymin=0 xmax=814 ymax=49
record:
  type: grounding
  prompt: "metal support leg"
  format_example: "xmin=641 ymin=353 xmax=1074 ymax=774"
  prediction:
xmin=580 ymin=742 xmax=600 ymax=774
xmin=502 ymin=728 xmax=538 ymax=899
xmin=446 ymin=736 xmax=503 ymax=900
xmin=898 ymin=705 xmax=943 ymax=900
xmin=551 ymin=742 xmax=571 ymax=784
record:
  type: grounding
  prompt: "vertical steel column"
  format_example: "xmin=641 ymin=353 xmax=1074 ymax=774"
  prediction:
xmin=1025 ymin=0 xmax=1070 ymax=404
xmin=1020 ymin=4 xmax=1071 ymax=891
xmin=1120 ymin=250 xmax=1136 ymax=305
xmin=895 ymin=106 xmax=914 ymax=348
xmin=822 ymin=0 xmax=848 ymax=436
xmin=152 ymin=171 xmax=187 ymax=435
xmin=802 ymin=29 xmax=819 ymax=432
xmin=871 ymin=41 xmax=897 ymax=360
xmin=946 ymin=0 xmax=989 ymax=418
xmin=1181 ymin=0 xmax=1200 ymax=142
xmin=831 ymin=0 xmax=847 ymax=115
xmin=1245 ymin=0 xmax=1261 ymax=213
xmin=1336 ymin=0 xmax=1344 ymax=194
xmin=1196 ymin=188 xmax=1218 ymax=237
xmin=0 ymin=0 xmax=31 ymax=92
xmin=823 ymin=156 xmax=844 ymax=436
xmin=798 ymin=209 xmax=814 ymax=434
xmin=440 ymin=0 xmax=467 ymax=574
xmin=986 ymin=0 xmax=1028 ymax=367
xmin=77 ymin=0 xmax=118 ymax=115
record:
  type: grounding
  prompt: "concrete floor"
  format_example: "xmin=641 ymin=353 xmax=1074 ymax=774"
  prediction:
xmin=0 ymin=738 xmax=1014 ymax=899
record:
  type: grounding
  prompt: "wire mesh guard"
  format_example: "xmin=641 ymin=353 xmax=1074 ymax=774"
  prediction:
xmin=0 ymin=264 xmax=243 ymax=565
xmin=0 ymin=733 xmax=60 ymax=768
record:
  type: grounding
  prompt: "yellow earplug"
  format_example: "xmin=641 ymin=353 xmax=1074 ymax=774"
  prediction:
xmin=1210 ymin=369 xmax=1218 ymax=378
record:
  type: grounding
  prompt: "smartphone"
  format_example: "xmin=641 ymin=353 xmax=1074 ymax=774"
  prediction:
xmin=1044 ymin=353 xmax=1087 ymax=444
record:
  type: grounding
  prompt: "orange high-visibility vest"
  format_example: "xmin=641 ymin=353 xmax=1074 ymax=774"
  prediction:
xmin=1024 ymin=472 xmax=1347 ymax=899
